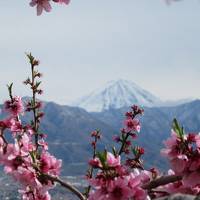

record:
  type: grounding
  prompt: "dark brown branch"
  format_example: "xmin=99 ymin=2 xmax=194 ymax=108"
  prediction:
xmin=142 ymin=175 xmax=182 ymax=190
xmin=31 ymin=63 xmax=39 ymax=150
xmin=0 ymin=129 xmax=8 ymax=145
xmin=44 ymin=174 xmax=86 ymax=200
xmin=118 ymin=132 xmax=130 ymax=155
xmin=0 ymin=128 xmax=3 ymax=136
xmin=84 ymin=135 xmax=98 ymax=197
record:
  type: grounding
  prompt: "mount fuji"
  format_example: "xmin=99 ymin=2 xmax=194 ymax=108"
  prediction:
xmin=71 ymin=79 xmax=162 ymax=112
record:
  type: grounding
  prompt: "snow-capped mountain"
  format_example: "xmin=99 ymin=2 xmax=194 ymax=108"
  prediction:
xmin=71 ymin=79 xmax=162 ymax=112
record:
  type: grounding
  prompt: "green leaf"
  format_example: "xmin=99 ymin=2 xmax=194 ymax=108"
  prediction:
xmin=6 ymin=83 xmax=14 ymax=99
xmin=30 ymin=151 xmax=36 ymax=163
xmin=35 ymin=81 xmax=42 ymax=88
xmin=172 ymin=118 xmax=184 ymax=139
xmin=112 ymin=146 xmax=117 ymax=156
xmin=96 ymin=151 xmax=107 ymax=168
xmin=132 ymin=147 xmax=138 ymax=156
xmin=122 ymin=133 xmax=125 ymax=140
xmin=7 ymin=83 xmax=13 ymax=93
xmin=26 ymin=53 xmax=34 ymax=64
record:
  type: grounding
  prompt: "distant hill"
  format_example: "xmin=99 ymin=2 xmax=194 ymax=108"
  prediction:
xmin=1 ymin=100 xmax=200 ymax=175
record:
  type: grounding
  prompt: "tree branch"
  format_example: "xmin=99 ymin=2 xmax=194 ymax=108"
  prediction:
xmin=43 ymin=174 xmax=86 ymax=200
xmin=118 ymin=132 xmax=130 ymax=155
xmin=0 ymin=129 xmax=8 ymax=145
xmin=142 ymin=175 xmax=182 ymax=190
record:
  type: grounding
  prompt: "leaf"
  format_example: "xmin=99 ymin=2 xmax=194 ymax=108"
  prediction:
xmin=122 ymin=133 xmax=125 ymax=140
xmin=6 ymin=83 xmax=14 ymax=99
xmin=26 ymin=53 xmax=34 ymax=64
xmin=35 ymin=81 xmax=42 ymax=89
xmin=132 ymin=147 xmax=138 ymax=156
xmin=7 ymin=83 xmax=13 ymax=93
xmin=30 ymin=151 xmax=36 ymax=163
xmin=112 ymin=146 xmax=117 ymax=156
xmin=96 ymin=151 xmax=107 ymax=168
xmin=172 ymin=118 xmax=184 ymax=139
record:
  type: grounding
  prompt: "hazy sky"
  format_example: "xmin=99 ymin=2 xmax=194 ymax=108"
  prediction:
xmin=0 ymin=0 xmax=199 ymax=104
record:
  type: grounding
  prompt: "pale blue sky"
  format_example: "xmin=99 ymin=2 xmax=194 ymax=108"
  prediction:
xmin=0 ymin=0 xmax=199 ymax=104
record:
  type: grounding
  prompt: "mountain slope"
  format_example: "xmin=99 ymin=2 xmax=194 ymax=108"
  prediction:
xmin=1 ymin=100 xmax=200 ymax=175
xmin=72 ymin=79 xmax=162 ymax=112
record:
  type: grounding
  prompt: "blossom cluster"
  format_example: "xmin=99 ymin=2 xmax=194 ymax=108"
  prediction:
xmin=0 ymin=55 xmax=62 ymax=200
xmin=29 ymin=0 xmax=70 ymax=15
xmin=27 ymin=0 xmax=183 ymax=16
xmin=86 ymin=106 xmax=154 ymax=200
xmin=88 ymin=151 xmax=151 ymax=200
xmin=160 ymin=120 xmax=200 ymax=196
xmin=86 ymin=105 xmax=200 ymax=199
xmin=113 ymin=105 xmax=144 ymax=156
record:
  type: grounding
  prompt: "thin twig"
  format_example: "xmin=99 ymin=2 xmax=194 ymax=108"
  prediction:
xmin=84 ymin=135 xmax=98 ymax=197
xmin=118 ymin=132 xmax=130 ymax=155
xmin=31 ymin=63 xmax=39 ymax=150
xmin=0 ymin=129 xmax=8 ymax=145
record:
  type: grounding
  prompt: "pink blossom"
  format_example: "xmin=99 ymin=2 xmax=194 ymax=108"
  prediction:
xmin=38 ymin=139 xmax=48 ymax=150
xmin=164 ymin=130 xmax=178 ymax=149
xmin=89 ymin=158 xmax=101 ymax=168
xmin=161 ymin=182 xmax=192 ymax=197
xmin=113 ymin=135 xmax=120 ymax=143
xmin=189 ymin=159 xmax=200 ymax=171
xmin=30 ymin=0 xmax=52 ymax=16
xmin=183 ymin=172 xmax=200 ymax=188
xmin=20 ymin=134 xmax=36 ymax=153
xmin=187 ymin=133 xmax=196 ymax=143
xmin=195 ymin=134 xmax=200 ymax=148
xmin=170 ymin=157 xmax=187 ymax=174
xmin=12 ymin=166 xmax=39 ymax=187
xmin=128 ymin=170 xmax=150 ymax=199
xmin=168 ymin=169 xmax=175 ymax=175
xmin=10 ymin=118 xmax=23 ymax=134
xmin=89 ymin=177 xmax=132 ymax=200
xmin=107 ymin=177 xmax=132 ymax=200
xmin=161 ymin=130 xmax=180 ymax=159
xmin=19 ymin=187 xmax=51 ymax=200
xmin=0 ymin=118 xmax=13 ymax=130
xmin=4 ymin=96 xmax=23 ymax=116
xmin=88 ymin=162 xmax=149 ymax=200
xmin=40 ymin=151 xmax=62 ymax=176
xmin=24 ymin=125 xmax=34 ymax=135
xmin=52 ymin=0 xmax=70 ymax=4
xmin=161 ymin=128 xmax=200 ymax=196
xmin=1 ymin=144 xmax=21 ymax=173
xmin=106 ymin=152 xmax=120 ymax=167
xmin=0 ymin=137 xmax=5 ymax=153
xmin=124 ymin=118 xmax=140 ymax=133
xmin=30 ymin=0 xmax=70 ymax=15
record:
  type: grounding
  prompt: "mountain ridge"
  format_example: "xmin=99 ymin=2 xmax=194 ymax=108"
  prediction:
xmin=71 ymin=79 xmax=197 ymax=112
xmin=71 ymin=79 xmax=162 ymax=112
xmin=1 ymin=99 xmax=200 ymax=175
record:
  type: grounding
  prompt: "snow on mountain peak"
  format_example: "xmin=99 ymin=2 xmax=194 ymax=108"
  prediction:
xmin=71 ymin=79 xmax=162 ymax=112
